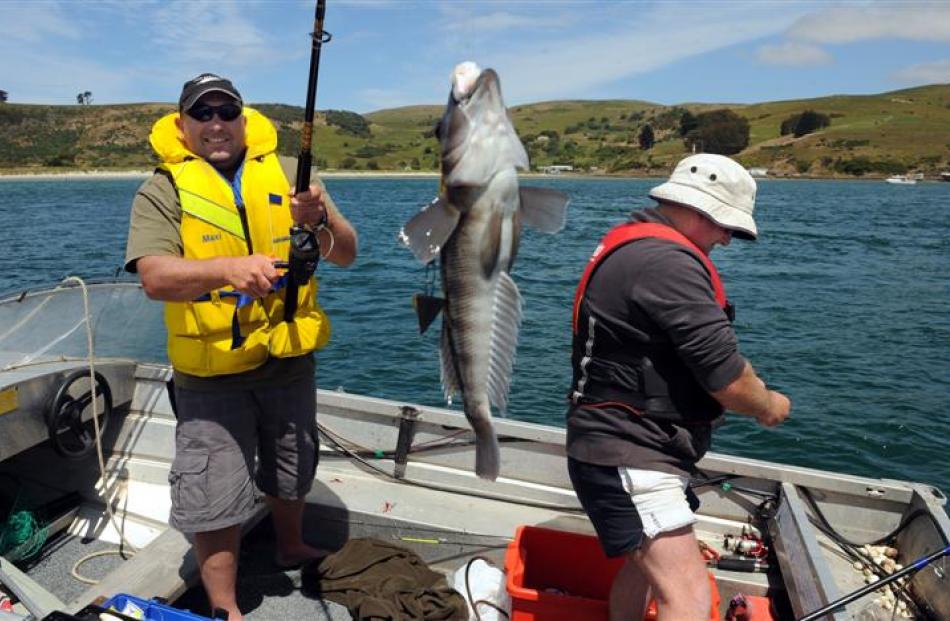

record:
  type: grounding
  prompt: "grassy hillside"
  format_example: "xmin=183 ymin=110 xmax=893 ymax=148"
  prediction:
xmin=2 ymin=84 xmax=949 ymax=177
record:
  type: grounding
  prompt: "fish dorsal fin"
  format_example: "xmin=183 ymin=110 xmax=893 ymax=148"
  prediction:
xmin=487 ymin=271 xmax=523 ymax=414
xmin=399 ymin=197 xmax=460 ymax=264
xmin=519 ymin=186 xmax=570 ymax=233
xmin=439 ymin=321 xmax=461 ymax=403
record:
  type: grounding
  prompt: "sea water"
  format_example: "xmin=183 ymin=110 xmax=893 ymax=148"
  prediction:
xmin=1 ymin=176 xmax=948 ymax=493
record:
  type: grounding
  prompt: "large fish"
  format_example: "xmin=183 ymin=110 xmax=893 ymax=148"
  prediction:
xmin=399 ymin=62 xmax=570 ymax=480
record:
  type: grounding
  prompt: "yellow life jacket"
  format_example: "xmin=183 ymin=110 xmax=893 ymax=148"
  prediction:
xmin=149 ymin=107 xmax=330 ymax=377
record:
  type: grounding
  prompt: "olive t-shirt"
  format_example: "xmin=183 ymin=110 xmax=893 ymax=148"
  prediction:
xmin=124 ymin=161 xmax=332 ymax=391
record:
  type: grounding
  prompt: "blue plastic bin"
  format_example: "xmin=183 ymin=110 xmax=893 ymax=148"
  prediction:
xmin=100 ymin=594 xmax=213 ymax=621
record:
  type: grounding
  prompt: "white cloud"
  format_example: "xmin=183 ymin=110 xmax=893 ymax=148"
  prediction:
xmin=756 ymin=42 xmax=833 ymax=66
xmin=788 ymin=6 xmax=950 ymax=44
xmin=0 ymin=1 xmax=81 ymax=42
xmin=0 ymin=1 xmax=299 ymax=105
xmin=440 ymin=9 xmax=565 ymax=33
xmin=892 ymin=59 xmax=950 ymax=84
xmin=0 ymin=48 xmax=135 ymax=104
xmin=149 ymin=1 xmax=294 ymax=69
xmin=467 ymin=2 xmax=812 ymax=104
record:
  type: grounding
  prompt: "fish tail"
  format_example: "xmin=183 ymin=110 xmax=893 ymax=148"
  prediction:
xmin=472 ymin=418 xmax=500 ymax=481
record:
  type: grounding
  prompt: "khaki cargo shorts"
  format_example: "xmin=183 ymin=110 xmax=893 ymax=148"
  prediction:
xmin=168 ymin=374 xmax=318 ymax=534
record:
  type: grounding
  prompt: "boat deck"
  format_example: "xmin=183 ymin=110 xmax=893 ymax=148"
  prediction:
xmin=0 ymin=281 xmax=947 ymax=621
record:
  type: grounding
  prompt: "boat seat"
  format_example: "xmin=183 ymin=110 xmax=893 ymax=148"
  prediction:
xmin=769 ymin=482 xmax=848 ymax=620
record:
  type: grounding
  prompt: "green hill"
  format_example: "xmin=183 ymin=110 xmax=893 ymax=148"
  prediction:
xmin=2 ymin=84 xmax=949 ymax=177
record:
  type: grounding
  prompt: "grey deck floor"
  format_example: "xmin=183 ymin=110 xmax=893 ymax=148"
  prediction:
xmin=173 ymin=501 xmax=512 ymax=620
xmin=24 ymin=534 xmax=129 ymax=606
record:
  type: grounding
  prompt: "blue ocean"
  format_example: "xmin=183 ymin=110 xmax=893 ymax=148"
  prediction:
xmin=1 ymin=176 xmax=948 ymax=493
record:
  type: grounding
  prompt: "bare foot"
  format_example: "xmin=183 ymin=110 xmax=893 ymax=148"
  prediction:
xmin=274 ymin=542 xmax=330 ymax=569
xmin=212 ymin=605 xmax=244 ymax=621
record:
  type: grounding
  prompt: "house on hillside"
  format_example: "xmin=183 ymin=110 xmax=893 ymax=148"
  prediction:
xmin=540 ymin=165 xmax=574 ymax=175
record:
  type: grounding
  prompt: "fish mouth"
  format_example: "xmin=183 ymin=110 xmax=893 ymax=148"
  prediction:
xmin=440 ymin=69 xmax=505 ymax=159
xmin=437 ymin=63 xmax=529 ymax=185
xmin=452 ymin=67 xmax=499 ymax=105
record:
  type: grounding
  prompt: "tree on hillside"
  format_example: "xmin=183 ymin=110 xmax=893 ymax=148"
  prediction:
xmin=679 ymin=110 xmax=698 ymax=136
xmin=683 ymin=109 xmax=749 ymax=155
xmin=76 ymin=91 xmax=93 ymax=105
xmin=539 ymin=129 xmax=560 ymax=156
xmin=638 ymin=124 xmax=655 ymax=150
xmin=780 ymin=110 xmax=831 ymax=137
xmin=0 ymin=90 xmax=7 ymax=103
xmin=325 ymin=109 xmax=370 ymax=137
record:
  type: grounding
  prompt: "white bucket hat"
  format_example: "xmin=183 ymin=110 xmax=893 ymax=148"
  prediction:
xmin=649 ymin=154 xmax=758 ymax=240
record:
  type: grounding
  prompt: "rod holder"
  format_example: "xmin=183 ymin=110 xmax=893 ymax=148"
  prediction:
xmin=393 ymin=406 xmax=420 ymax=479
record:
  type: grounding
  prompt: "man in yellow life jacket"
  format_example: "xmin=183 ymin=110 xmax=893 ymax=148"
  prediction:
xmin=124 ymin=73 xmax=357 ymax=621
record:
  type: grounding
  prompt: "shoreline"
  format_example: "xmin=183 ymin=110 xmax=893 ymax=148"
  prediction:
xmin=0 ymin=169 xmax=448 ymax=182
xmin=0 ymin=170 xmax=153 ymax=181
xmin=0 ymin=168 xmax=939 ymax=182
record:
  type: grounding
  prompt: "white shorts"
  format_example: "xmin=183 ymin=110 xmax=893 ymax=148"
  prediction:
xmin=618 ymin=468 xmax=697 ymax=538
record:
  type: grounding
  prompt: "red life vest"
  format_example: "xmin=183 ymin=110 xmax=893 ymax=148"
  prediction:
xmin=569 ymin=221 xmax=731 ymax=425
xmin=573 ymin=222 xmax=727 ymax=334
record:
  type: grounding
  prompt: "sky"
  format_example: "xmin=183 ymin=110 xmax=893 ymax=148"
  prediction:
xmin=1 ymin=1 xmax=949 ymax=113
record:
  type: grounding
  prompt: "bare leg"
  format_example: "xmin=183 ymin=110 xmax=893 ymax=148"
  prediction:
xmin=267 ymin=496 xmax=329 ymax=567
xmin=609 ymin=555 xmax=651 ymax=621
xmin=194 ymin=525 xmax=243 ymax=621
xmin=635 ymin=525 xmax=711 ymax=620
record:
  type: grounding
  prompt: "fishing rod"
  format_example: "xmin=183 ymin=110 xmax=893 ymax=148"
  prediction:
xmin=284 ymin=0 xmax=331 ymax=322
xmin=798 ymin=544 xmax=950 ymax=621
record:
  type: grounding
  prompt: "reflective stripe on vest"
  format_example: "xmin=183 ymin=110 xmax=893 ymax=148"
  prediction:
xmin=179 ymin=187 xmax=246 ymax=240
xmin=572 ymin=222 xmax=727 ymax=334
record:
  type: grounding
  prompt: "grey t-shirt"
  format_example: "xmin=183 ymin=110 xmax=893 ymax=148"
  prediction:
xmin=566 ymin=208 xmax=746 ymax=476
xmin=124 ymin=166 xmax=327 ymax=392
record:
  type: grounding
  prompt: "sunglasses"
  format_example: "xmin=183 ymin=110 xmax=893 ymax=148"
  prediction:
xmin=185 ymin=102 xmax=243 ymax=123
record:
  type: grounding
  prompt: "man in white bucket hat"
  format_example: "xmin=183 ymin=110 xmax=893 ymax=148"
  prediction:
xmin=567 ymin=153 xmax=790 ymax=620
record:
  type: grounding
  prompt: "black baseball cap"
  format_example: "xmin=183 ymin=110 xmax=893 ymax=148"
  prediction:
xmin=178 ymin=73 xmax=243 ymax=111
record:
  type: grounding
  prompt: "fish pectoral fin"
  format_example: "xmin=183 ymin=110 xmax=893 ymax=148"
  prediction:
xmin=411 ymin=293 xmax=444 ymax=334
xmin=519 ymin=186 xmax=570 ymax=234
xmin=398 ymin=196 xmax=460 ymax=263
xmin=487 ymin=271 xmax=523 ymax=414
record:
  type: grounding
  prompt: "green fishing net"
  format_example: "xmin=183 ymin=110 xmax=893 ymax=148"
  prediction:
xmin=0 ymin=491 xmax=48 ymax=562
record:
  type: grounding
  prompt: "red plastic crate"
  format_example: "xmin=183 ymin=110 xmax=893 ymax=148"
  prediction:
xmin=505 ymin=525 xmax=720 ymax=621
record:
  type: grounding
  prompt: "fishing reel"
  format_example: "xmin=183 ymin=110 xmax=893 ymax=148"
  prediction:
xmin=723 ymin=529 xmax=769 ymax=559
xmin=287 ymin=224 xmax=320 ymax=286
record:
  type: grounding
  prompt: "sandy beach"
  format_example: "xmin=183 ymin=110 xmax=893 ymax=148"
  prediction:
xmin=0 ymin=169 xmax=449 ymax=181
xmin=0 ymin=169 xmax=153 ymax=181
